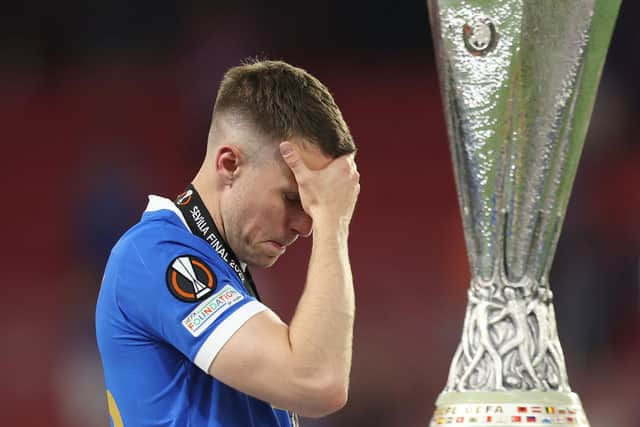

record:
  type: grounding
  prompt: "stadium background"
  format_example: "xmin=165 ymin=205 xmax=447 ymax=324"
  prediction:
xmin=1 ymin=1 xmax=638 ymax=426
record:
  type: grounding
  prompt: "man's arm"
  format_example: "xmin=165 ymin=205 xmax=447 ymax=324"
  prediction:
xmin=208 ymin=141 xmax=359 ymax=417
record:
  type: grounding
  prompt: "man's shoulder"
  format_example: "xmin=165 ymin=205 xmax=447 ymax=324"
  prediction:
xmin=99 ymin=202 xmax=236 ymax=314
xmin=108 ymin=199 xmax=229 ymax=280
xmin=113 ymin=194 xmax=188 ymax=249
xmin=113 ymin=210 xmax=185 ymax=257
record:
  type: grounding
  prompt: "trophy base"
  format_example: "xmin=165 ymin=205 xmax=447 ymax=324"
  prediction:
xmin=429 ymin=391 xmax=588 ymax=426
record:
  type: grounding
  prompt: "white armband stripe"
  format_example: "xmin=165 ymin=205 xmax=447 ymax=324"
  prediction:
xmin=194 ymin=300 xmax=268 ymax=373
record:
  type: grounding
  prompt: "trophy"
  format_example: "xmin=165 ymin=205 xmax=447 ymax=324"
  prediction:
xmin=427 ymin=1 xmax=621 ymax=426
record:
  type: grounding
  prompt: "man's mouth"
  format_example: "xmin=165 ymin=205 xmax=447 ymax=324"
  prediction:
xmin=267 ymin=240 xmax=286 ymax=252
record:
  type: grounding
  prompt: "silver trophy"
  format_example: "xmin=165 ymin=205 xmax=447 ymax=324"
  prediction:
xmin=427 ymin=1 xmax=621 ymax=426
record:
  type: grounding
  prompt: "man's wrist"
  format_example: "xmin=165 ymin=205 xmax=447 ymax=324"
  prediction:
xmin=312 ymin=215 xmax=350 ymax=235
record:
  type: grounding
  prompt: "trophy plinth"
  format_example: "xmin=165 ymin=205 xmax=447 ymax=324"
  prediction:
xmin=433 ymin=392 xmax=586 ymax=426
xmin=427 ymin=1 xmax=621 ymax=426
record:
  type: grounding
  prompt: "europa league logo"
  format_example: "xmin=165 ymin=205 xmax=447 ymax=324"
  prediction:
xmin=426 ymin=1 xmax=621 ymax=426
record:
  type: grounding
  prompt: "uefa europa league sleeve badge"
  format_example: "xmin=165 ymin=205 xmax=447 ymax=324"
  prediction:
xmin=426 ymin=1 xmax=621 ymax=426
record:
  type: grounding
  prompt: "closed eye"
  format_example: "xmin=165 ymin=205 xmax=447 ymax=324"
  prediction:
xmin=283 ymin=192 xmax=300 ymax=203
xmin=283 ymin=191 xmax=300 ymax=204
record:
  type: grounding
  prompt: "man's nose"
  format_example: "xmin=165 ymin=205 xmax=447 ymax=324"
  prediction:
xmin=290 ymin=210 xmax=313 ymax=238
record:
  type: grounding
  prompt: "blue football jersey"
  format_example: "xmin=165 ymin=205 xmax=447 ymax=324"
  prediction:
xmin=96 ymin=195 xmax=297 ymax=427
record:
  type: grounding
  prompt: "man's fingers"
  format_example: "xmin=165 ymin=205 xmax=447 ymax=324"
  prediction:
xmin=279 ymin=142 xmax=307 ymax=178
xmin=345 ymin=153 xmax=358 ymax=174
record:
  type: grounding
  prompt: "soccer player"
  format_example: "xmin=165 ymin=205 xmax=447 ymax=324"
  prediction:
xmin=95 ymin=59 xmax=360 ymax=426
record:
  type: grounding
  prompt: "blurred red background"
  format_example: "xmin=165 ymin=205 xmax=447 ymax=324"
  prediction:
xmin=1 ymin=1 xmax=638 ymax=426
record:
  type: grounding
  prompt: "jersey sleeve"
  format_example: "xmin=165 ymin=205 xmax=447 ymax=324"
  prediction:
xmin=115 ymin=236 xmax=268 ymax=373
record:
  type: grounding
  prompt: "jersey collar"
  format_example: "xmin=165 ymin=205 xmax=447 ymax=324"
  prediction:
xmin=144 ymin=195 xmax=190 ymax=230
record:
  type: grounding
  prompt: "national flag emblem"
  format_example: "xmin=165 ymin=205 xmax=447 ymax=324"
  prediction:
xmin=468 ymin=417 xmax=478 ymax=423
xmin=436 ymin=417 xmax=445 ymax=425
xmin=526 ymin=416 xmax=536 ymax=423
xmin=517 ymin=406 xmax=528 ymax=413
xmin=456 ymin=416 xmax=464 ymax=423
xmin=567 ymin=417 xmax=576 ymax=424
xmin=486 ymin=416 xmax=493 ymax=422
xmin=542 ymin=417 xmax=553 ymax=424
xmin=559 ymin=409 xmax=567 ymax=414
xmin=568 ymin=409 xmax=577 ymax=415
xmin=512 ymin=416 xmax=522 ymax=423
xmin=545 ymin=407 xmax=555 ymax=414
xmin=531 ymin=406 xmax=542 ymax=413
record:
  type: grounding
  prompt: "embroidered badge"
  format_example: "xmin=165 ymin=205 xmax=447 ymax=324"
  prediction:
xmin=166 ymin=255 xmax=216 ymax=302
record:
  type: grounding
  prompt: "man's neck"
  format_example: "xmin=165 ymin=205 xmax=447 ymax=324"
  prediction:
xmin=177 ymin=178 xmax=256 ymax=298
xmin=190 ymin=175 xmax=228 ymax=245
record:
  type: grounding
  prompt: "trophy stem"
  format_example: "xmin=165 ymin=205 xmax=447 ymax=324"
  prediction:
xmin=446 ymin=280 xmax=568 ymax=393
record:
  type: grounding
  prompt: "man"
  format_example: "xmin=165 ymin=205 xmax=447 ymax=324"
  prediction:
xmin=95 ymin=59 xmax=360 ymax=427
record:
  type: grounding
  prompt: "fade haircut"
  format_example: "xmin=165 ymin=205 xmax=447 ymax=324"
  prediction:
xmin=212 ymin=59 xmax=355 ymax=157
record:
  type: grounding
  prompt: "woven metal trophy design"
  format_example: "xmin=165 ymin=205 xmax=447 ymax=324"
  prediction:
xmin=427 ymin=1 xmax=621 ymax=426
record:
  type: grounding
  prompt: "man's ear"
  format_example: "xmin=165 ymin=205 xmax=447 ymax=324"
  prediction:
xmin=215 ymin=145 xmax=243 ymax=186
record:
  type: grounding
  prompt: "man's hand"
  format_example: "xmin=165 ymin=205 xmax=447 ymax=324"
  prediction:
xmin=279 ymin=141 xmax=360 ymax=231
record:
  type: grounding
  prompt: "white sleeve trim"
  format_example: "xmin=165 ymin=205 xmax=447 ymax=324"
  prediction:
xmin=193 ymin=300 xmax=268 ymax=373
xmin=144 ymin=195 xmax=190 ymax=231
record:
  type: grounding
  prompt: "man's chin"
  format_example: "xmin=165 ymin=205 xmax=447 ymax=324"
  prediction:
xmin=246 ymin=253 xmax=281 ymax=269
xmin=260 ymin=258 xmax=278 ymax=268
xmin=245 ymin=242 xmax=287 ymax=268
